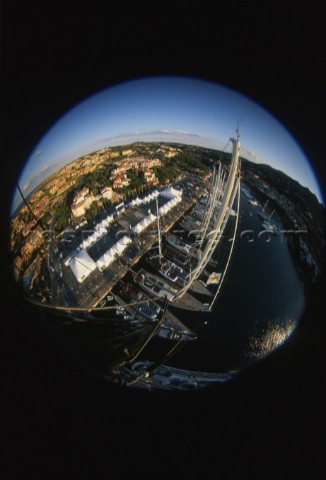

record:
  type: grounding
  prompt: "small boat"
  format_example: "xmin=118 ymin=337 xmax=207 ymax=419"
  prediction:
xmin=165 ymin=233 xmax=192 ymax=255
xmin=134 ymin=269 xmax=178 ymax=302
xmin=156 ymin=324 xmax=196 ymax=342
xmin=159 ymin=259 xmax=185 ymax=284
xmin=241 ymin=188 xmax=253 ymax=200
xmin=147 ymin=255 xmax=185 ymax=284
xmin=157 ymin=309 xmax=196 ymax=342
xmin=162 ymin=245 xmax=196 ymax=269
xmin=261 ymin=220 xmax=277 ymax=234
xmin=120 ymin=361 xmax=238 ymax=391
xmin=118 ymin=281 xmax=161 ymax=321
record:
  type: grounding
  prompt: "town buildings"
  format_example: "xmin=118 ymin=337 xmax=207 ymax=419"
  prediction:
xmin=20 ymin=226 xmax=43 ymax=260
xmin=109 ymin=156 xmax=161 ymax=188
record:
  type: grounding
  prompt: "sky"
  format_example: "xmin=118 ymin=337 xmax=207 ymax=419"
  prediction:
xmin=11 ymin=76 xmax=324 ymax=213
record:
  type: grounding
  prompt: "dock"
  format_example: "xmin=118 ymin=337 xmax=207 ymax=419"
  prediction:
xmin=65 ymin=194 xmax=196 ymax=309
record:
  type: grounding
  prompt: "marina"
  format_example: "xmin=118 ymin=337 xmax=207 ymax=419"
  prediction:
xmin=108 ymin=129 xmax=242 ymax=386
xmin=30 ymin=128 xmax=243 ymax=388
xmin=14 ymin=124 xmax=309 ymax=391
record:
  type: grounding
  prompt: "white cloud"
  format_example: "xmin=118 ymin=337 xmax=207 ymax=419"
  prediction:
xmin=35 ymin=162 xmax=56 ymax=177
xmin=241 ymin=148 xmax=263 ymax=163
xmin=94 ymin=129 xmax=212 ymax=146
xmin=31 ymin=149 xmax=43 ymax=163
xmin=160 ymin=129 xmax=192 ymax=136
xmin=22 ymin=181 xmax=30 ymax=191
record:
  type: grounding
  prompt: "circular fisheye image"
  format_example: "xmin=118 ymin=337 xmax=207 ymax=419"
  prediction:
xmin=10 ymin=76 xmax=325 ymax=391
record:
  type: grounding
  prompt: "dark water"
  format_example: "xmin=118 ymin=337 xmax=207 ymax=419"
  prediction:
xmin=144 ymin=191 xmax=306 ymax=373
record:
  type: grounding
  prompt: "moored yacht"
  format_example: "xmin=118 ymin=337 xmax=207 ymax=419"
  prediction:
xmin=261 ymin=220 xmax=278 ymax=234
xmin=165 ymin=233 xmax=192 ymax=255
xmin=134 ymin=269 xmax=178 ymax=302
xmin=159 ymin=259 xmax=185 ymax=284
xmin=117 ymin=281 xmax=161 ymax=321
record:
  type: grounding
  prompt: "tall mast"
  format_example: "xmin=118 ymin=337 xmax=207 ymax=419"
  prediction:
xmin=262 ymin=200 xmax=268 ymax=214
xmin=174 ymin=127 xmax=241 ymax=299
xmin=156 ymin=196 xmax=162 ymax=265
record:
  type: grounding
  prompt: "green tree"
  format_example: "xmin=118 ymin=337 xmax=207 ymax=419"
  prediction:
xmin=85 ymin=201 xmax=102 ymax=222
xmin=55 ymin=198 xmax=71 ymax=233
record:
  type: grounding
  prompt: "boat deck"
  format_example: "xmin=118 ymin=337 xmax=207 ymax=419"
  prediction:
xmin=119 ymin=361 xmax=238 ymax=391
xmin=188 ymin=279 xmax=213 ymax=297
xmin=171 ymin=291 xmax=210 ymax=311
xmin=157 ymin=309 xmax=196 ymax=341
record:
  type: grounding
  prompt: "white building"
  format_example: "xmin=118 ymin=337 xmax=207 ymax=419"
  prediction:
xmin=101 ymin=186 xmax=113 ymax=200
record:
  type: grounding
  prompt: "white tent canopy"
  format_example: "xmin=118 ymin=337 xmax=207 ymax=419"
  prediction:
xmin=127 ymin=190 xmax=160 ymax=209
xmin=130 ymin=197 xmax=142 ymax=207
xmin=132 ymin=213 xmax=157 ymax=234
xmin=160 ymin=186 xmax=182 ymax=200
xmin=96 ymin=257 xmax=107 ymax=271
xmin=147 ymin=213 xmax=157 ymax=223
xmin=79 ymin=221 xmax=110 ymax=250
xmin=133 ymin=223 xmax=144 ymax=234
xmin=102 ymin=215 xmax=114 ymax=227
xmin=141 ymin=190 xmax=159 ymax=204
xmin=103 ymin=252 xmax=113 ymax=263
xmin=98 ymin=219 xmax=107 ymax=229
xmin=157 ymin=195 xmax=181 ymax=217
xmin=69 ymin=249 xmax=97 ymax=283
xmin=95 ymin=236 xmax=132 ymax=271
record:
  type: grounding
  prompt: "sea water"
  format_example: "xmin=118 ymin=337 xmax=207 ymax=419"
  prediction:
xmin=152 ymin=190 xmax=306 ymax=373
